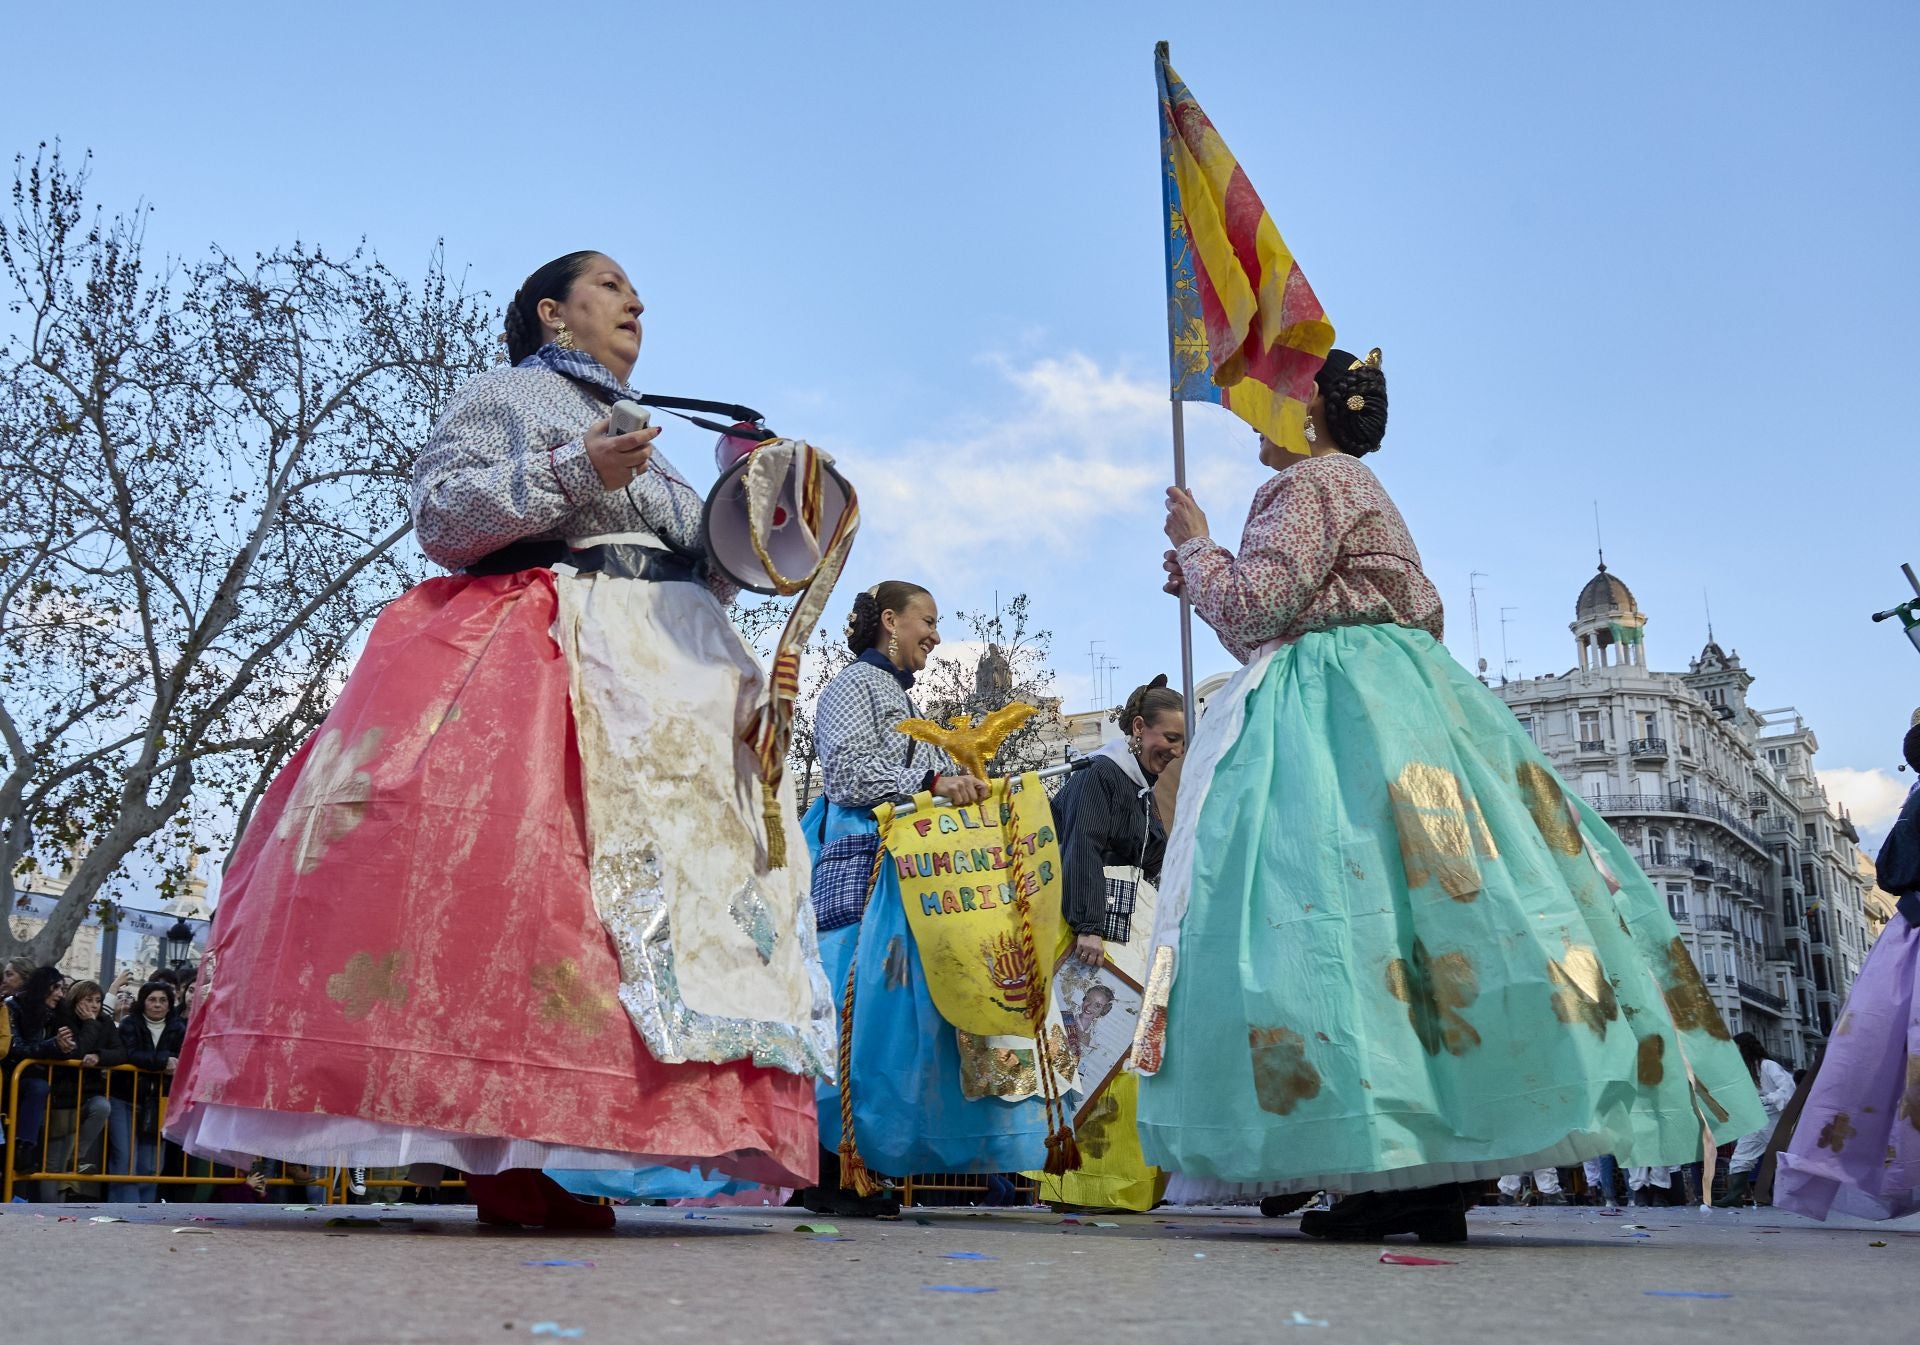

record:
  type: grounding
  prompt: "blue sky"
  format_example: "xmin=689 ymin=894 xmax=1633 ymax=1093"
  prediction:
xmin=4 ymin=1 xmax=1916 ymax=843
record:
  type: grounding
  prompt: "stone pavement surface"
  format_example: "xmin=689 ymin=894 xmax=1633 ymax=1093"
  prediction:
xmin=6 ymin=1200 xmax=1913 ymax=1344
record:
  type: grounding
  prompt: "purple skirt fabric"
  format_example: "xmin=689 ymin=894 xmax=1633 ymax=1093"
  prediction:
xmin=1774 ymin=917 xmax=1920 ymax=1221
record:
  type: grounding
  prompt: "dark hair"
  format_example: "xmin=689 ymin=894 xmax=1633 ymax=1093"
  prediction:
xmin=151 ymin=967 xmax=180 ymax=986
xmin=137 ymin=981 xmax=176 ymax=1015
xmin=1734 ymin=1031 xmax=1772 ymax=1072
xmin=1116 ymin=674 xmax=1184 ymax=733
xmin=504 ymin=251 xmax=603 ymax=366
xmin=844 ymin=581 xmax=932 ymax=655
xmin=1904 ymin=720 xmax=1920 ymax=774
xmin=15 ymin=965 xmax=62 ymax=1034
xmin=1316 ymin=348 xmax=1389 ymax=456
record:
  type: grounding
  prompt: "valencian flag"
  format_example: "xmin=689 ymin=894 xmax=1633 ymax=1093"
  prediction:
xmin=1156 ymin=42 xmax=1335 ymax=455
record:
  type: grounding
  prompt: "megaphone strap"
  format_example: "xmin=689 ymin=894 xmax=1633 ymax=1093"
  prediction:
xmin=553 ymin=370 xmax=776 ymax=442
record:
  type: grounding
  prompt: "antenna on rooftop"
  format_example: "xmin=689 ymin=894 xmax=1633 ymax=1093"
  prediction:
xmin=1470 ymin=571 xmax=1490 ymax=682
xmin=1500 ymin=607 xmax=1521 ymax=685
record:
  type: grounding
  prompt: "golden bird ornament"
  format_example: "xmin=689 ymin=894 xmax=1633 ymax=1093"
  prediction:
xmin=894 ymin=702 xmax=1038 ymax=783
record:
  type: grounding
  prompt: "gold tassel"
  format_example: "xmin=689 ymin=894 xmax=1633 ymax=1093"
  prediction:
xmin=1044 ymin=1124 xmax=1083 ymax=1176
xmin=761 ymin=780 xmax=786 ymax=870
xmin=834 ymin=836 xmax=892 ymax=1197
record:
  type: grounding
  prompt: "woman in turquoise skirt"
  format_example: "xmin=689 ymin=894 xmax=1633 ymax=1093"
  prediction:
xmin=1140 ymin=348 xmax=1764 ymax=1242
xmin=799 ymin=581 xmax=1053 ymax=1215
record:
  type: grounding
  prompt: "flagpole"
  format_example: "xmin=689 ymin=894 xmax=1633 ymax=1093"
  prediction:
xmin=1172 ymin=399 xmax=1196 ymax=736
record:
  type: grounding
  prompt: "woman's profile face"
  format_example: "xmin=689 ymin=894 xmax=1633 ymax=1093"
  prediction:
xmin=540 ymin=254 xmax=645 ymax=379
xmin=885 ymin=594 xmax=942 ymax=673
xmin=1133 ymin=710 xmax=1187 ymax=777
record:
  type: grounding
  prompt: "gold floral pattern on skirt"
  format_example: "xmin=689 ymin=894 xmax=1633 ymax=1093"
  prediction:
xmin=1388 ymin=762 xmax=1495 ymax=901
xmin=325 ymin=950 xmax=408 ymax=1022
xmin=1659 ymin=936 xmax=1732 ymax=1041
xmin=278 ymin=727 xmax=384 ymax=876
xmin=1248 ymin=1025 xmax=1322 ymax=1115
xmin=1548 ymin=945 xmax=1619 ymax=1037
xmin=1818 ymin=1112 xmax=1856 ymax=1152
xmin=1386 ymin=939 xmax=1481 ymax=1056
xmin=1514 ymin=759 xmax=1583 ymax=856
xmin=531 ymin=959 xmax=617 ymax=1036
xmin=1636 ymin=1034 xmax=1667 ymax=1086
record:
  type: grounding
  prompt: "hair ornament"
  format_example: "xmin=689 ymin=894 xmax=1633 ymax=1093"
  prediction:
xmin=1349 ymin=347 xmax=1384 ymax=371
xmin=1345 ymin=393 xmax=1367 ymax=411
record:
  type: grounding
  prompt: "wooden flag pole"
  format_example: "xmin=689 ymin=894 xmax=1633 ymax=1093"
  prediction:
xmin=1171 ymin=399 xmax=1196 ymax=737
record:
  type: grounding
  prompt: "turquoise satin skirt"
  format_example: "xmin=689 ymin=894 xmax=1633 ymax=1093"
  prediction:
xmin=1138 ymin=623 xmax=1766 ymax=1192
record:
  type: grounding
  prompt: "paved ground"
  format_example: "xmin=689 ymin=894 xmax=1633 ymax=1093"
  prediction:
xmin=6 ymin=1199 xmax=1913 ymax=1344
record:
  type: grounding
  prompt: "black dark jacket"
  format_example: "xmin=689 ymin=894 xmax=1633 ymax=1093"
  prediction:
xmin=48 ymin=1009 xmax=127 ymax=1105
xmin=3 ymin=995 xmax=63 ymax=1066
xmin=113 ymin=1013 xmax=186 ymax=1116
xmin=1052 ymin=753 xmax=1167 ymax=937
xmin=1875 ymin=783 xmax=1920 ymax=926
xmin=3 ymin=996 xmax=66 ymax=1104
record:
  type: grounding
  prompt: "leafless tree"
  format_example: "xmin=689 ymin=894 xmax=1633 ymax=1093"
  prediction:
xmin=0 ymin=144 xmax=494 ymax=966
xmin=918 ymin=593 xmax=1066 ymax=777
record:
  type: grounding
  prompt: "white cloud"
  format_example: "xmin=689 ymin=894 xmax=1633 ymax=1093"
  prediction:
xmin=853 ymin=353 xmax=1168 ymax=552
xmin=1818 ymin=766 xmax=1911 ymax=849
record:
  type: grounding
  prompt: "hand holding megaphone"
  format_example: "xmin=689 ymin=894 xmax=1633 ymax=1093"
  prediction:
xmin=586 ymin=399 xmax=660 ymax=489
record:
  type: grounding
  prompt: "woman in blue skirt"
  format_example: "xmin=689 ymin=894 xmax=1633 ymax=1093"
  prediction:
xmin=800 ymin=581 xmax=1056 ymax=1215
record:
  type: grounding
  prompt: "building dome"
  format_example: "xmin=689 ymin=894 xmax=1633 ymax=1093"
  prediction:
xmin=1575 ymin=563 xmax=1639 ymax=620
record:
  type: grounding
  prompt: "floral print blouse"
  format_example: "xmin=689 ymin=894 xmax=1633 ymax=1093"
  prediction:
xmin=1175 ymin=452 xmax=1445 ymax=664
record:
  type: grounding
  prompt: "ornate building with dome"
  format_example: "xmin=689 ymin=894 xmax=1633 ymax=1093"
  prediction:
xmin=1491 ymin=558 xmax=1872 ymax=1067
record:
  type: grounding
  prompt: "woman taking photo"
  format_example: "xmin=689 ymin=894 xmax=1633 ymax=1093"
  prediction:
xmin=1035 ymin=676 xmax=1184 ymax=1212
xmin=801 ymin=581 xmax=1054 ymax=1214
xmin=1140 ymin=348 xmax=1764 ymax=1242
xmin=165 ymin=251 xmax=829 ymax=1229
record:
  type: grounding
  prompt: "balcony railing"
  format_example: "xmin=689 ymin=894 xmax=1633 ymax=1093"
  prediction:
xmin=1738 ymin=980 xmax=1789 ymax=1012
xmin=1588 ymin=793 xmax=1768 ymax=852
xmin=1577 ymin=739 xmax=1609 ymax=755
xmin=1699 ymin=914 xmax=1735 ymax=933
xmin=1629 ymin=736 xmax=1668 ymax=759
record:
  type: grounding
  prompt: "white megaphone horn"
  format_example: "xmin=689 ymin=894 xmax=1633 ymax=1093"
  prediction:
xmin=702 ymin=421 xmax=855 ymax=595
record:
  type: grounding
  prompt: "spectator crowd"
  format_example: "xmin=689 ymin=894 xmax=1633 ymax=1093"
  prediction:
xmin=3 ymin=956 xmax=192 ymax=1201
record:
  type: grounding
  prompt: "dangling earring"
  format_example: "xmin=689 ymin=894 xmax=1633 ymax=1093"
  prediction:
xmin=1303 ymin=418 xmax=1319 ymax=444
xmin=887 ymin=635 xmax=900 ymax=663
xmin=1128 ymin=733 xmax=1142 ymax=755
xmin=553 ymin=323 xmax=577 ymax=351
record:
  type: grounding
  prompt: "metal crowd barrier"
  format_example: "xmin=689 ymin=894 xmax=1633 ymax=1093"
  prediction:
xmin=8 ymin=1058 xmax=1028 ymax=1209
xmin=0 ymin=1058 xmax=458 ymax=1205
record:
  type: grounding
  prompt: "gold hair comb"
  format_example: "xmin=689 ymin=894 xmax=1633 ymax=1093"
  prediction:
xmin=1348 ymin=347 xmax=1383 ymax=371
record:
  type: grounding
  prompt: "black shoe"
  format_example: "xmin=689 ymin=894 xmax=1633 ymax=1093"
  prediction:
xmin=1260 ymin=1192 xmax=1315 ymax=1219
xmin=1300 ymin=1185 xmax=1468 ymax=1244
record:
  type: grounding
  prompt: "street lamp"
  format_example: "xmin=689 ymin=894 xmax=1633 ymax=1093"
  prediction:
xmin=163 ymin=917 xmax=195 ymax=966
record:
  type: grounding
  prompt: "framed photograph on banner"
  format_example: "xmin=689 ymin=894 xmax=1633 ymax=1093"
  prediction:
xmin=1052 ymin=949 xmax=1146 ymax=1128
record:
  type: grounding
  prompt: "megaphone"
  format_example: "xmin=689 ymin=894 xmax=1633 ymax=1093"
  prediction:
xmin=702 ymin=422 xmax=856 ymax=596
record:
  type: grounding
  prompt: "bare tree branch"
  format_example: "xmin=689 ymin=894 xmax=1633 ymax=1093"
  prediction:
xmin=0 ymin=143 xmax=495 ymax=968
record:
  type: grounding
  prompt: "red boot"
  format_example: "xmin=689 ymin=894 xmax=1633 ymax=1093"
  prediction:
xmin=465 ymin=1169 xmax=548 ymax=1227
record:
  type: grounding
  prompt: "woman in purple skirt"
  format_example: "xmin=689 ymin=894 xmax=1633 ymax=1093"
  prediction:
xmin=1773 ymin=713 xmax=1920 ymax=1221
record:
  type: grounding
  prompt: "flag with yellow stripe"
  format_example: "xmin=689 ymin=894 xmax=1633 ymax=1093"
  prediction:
xmin=1156 ymin=42 xmax=1335 ymax=455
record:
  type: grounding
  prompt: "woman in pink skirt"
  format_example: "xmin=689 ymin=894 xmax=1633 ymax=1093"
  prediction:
xmin=166 ymin=251 xmax=830 ymax=1228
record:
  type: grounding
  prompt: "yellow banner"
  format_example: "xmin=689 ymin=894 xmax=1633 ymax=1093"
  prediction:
xmin=879 ymin=772 xmax=1065 ymax=1037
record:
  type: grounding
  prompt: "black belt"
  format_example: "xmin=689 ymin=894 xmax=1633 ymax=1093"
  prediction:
xmin=464 ymin=538 xmax=703 ymax=584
